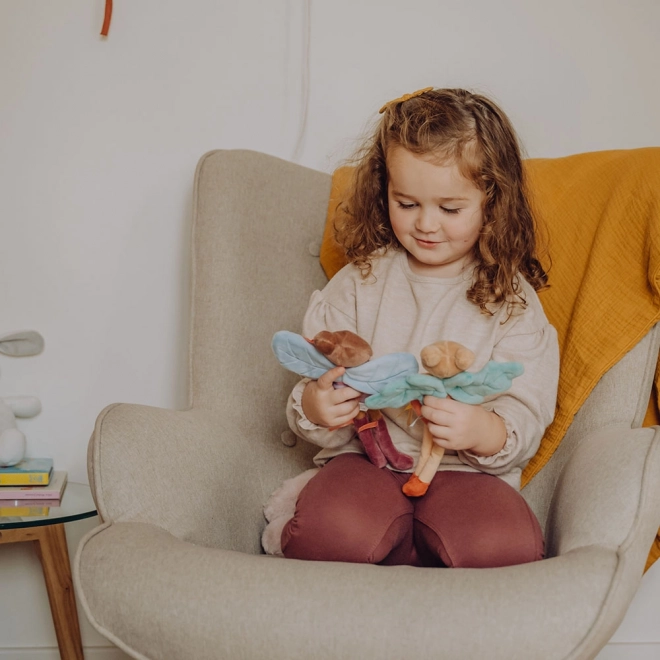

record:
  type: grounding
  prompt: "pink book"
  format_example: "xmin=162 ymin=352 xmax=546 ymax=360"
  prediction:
xmin=0 ymin=471 xmax=67 ymax=500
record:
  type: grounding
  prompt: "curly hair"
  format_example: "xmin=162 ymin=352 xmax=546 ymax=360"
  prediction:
xmin=335 ymin=88 xmax=548 ymax=316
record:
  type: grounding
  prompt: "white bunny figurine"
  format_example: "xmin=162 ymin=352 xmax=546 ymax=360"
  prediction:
xmin=0 ymin=330 xmax=44 ymax=467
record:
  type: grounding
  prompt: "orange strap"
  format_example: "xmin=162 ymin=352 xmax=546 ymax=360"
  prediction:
xmin=101 ymin=0 xmax=113 ymax=36
xmin=356 ymin=421 xmax=379 ymax=432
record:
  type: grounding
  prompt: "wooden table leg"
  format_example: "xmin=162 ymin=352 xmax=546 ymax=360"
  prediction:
xmin=34 ymin=523 xmax=85 ymax=660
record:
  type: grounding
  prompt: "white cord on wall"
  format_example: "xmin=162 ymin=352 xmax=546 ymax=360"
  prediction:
xmin=291 ymin=0 xmax=311 ymax=163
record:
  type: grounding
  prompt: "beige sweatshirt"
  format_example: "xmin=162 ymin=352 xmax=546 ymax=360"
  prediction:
xmin=286 ymin=249 xmax=560 ymax=490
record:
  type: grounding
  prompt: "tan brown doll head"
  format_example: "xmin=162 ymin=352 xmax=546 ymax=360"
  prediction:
xmin=310 ymin=330 xmax=373 ymax=368
xmin=420 ymin=340 xmax=475 ymax=378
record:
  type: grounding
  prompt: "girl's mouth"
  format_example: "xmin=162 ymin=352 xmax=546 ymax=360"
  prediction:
xmin=415 ymin=238 xmax=442 ymax=248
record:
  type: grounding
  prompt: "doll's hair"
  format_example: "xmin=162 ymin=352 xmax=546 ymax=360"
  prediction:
xmin=336 ymin=88 xmax=548 ymax=315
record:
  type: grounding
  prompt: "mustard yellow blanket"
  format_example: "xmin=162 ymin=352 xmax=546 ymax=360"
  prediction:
xmin=320 ymin=149 xmax=660 ymax=570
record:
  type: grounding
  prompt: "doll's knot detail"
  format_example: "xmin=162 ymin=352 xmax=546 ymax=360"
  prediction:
xmin=379 ymin=87 xmax=434 ymax=114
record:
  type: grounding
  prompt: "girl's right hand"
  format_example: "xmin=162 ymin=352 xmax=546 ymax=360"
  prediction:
xmin=301 ymin=366 xmax=362 ymax=428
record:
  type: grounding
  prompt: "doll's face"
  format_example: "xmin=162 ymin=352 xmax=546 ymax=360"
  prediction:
xmin=387 ymin=146 xmax=485 ymax=278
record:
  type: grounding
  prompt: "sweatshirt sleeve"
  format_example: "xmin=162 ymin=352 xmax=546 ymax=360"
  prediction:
xmin=286 ymin=378 xmax=357 ymax=449
xmin=457 ymin=320 xmax=560 ymax=475
xmin=285 ymin=267 xmax=361 ymax=449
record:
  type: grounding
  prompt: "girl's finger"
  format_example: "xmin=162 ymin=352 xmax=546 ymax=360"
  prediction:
xmin=422 ymin=395 xmax=452 ymax=411
xmin=430 ymin=434 xmax=452 ymax=449
xmin=333 ymin=398 xmax=360 ymax=417
xmin=428 ymin=422 xmax=452 ymax=440
xmin=332 ymin=407 xmax=361 ymax=428
xmin=316 ymin=366 xmax=346 ymax=390
xmin=335 ymin=386 xmax=362 ymax=403
xmin=422 ymin=406 xmax=452 ymax=427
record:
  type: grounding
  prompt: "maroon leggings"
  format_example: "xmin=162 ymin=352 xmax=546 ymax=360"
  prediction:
xmin=281 ymin=453 xmax=544 ymax=568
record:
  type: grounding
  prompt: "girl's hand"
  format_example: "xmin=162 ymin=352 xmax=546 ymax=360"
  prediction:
xmin=301 ymin=366 xmax=362 ymax=428
xmin=421 ymin=396 xmax=507 ymax=456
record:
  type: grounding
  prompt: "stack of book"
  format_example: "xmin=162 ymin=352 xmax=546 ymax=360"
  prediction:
xmin=0 ymin=458 xmax=68 ymax=517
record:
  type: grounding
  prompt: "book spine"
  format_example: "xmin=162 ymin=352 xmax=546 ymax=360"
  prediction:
xmin=0 ymin=505 xmax=50 ymax=516
xmin=0 ymin=472 xmax=51 ymax=486
xmin=0 ymin=490 xmax=60 ymax=500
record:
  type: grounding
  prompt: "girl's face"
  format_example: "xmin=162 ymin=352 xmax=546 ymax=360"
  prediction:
xmin=386 ymin=146 xmax=485 ymax=278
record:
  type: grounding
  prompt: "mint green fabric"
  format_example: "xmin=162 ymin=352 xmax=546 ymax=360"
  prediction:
xmin=365 ymin=360 xmax=524 ymax=408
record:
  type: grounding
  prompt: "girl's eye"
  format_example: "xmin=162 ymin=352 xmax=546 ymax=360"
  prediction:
xmin=397 ymin=202 xmax=416 ymax=209
xmin=441 ymin=206 xmax=461 ymax=215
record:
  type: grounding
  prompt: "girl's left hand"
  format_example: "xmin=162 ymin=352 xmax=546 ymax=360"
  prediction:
xmin=421 ymin=396 xmax=507 ymax=457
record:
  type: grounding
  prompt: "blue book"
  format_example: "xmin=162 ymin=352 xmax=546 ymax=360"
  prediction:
xmin=0 ymin=458 xmax=54 ymax=485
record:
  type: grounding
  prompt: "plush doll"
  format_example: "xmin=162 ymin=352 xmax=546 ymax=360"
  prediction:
xmin=272 ymin=330 xmax=418 ymax=470
xmin=0 ymin=330 xmax=45 ymax=467
xmin=405 ymin=341 xmax=476 ymax=497
xmin=365 ymin=340 xmax=524 ymax=497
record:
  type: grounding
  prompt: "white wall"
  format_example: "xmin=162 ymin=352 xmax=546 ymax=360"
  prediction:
xmin=0 ymin=0 xmax=659 ymax=657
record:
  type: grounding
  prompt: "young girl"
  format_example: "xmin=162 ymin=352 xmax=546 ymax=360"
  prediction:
xmin=281 ymin=88 xmax=559 ymax=568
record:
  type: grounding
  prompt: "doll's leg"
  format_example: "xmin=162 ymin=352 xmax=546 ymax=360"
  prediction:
xmin=413 ymin=471 xmax=544 ymax=568
xmin=353 ymin=412 xmax=387 ymax=468
xmin=402 ymin=425 xmax=442 ymax=497
xmin=281 ymin=454 xmax=416 ymax=565
xmin=414 ymin=422 xmax=433 ymax=475
xmin=417 ymin=442 xmax=445 ymax=484
xmin=368 ymin=410 xmax=414 ymax=471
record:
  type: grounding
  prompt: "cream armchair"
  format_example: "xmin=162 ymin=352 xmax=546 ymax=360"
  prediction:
xmin=74 ymin=150 xmax=660 ymax=660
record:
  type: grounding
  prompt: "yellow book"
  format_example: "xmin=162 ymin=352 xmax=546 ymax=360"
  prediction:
xmin=0 ymin=505 xmax=50 ymax=517
xmin=0 ymin=458 xmax=53 ymax=486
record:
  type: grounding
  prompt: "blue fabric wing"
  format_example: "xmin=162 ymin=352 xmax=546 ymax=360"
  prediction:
xmin=272 ymin=331 xmax=419 ymax=395
xmin=271 ymin=331 xmax=335 ymax=380
xmin=342 ymin=352 xmax=420 ymax=396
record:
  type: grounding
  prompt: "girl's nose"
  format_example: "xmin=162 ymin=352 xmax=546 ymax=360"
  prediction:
xmin=415 ymin=207 xmax=439 ymax=233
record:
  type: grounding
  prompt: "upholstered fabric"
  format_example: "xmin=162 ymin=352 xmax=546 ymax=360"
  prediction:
xmin=74 ymin=150 xmax=660 ymax=660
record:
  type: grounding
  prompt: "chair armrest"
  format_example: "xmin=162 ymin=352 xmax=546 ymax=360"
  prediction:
xmin=546 ymin=425 xmax=660 ymax=565
xmin=89 ymin=403 xmax=242 ymax=546
xmin=89 ymin=402 xmax=316 ymax=552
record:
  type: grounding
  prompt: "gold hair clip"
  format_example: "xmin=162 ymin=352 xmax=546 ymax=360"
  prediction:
xmin=379 ymin=87 xmax=434 ymax=114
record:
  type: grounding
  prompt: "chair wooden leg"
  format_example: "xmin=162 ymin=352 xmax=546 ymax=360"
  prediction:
xmin=34 ymin=523 xmax=85 ymax=660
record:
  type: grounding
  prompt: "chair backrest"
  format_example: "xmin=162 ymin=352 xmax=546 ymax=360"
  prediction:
xmin=189 ymin=150 xmax=332 ymax=550
xmin=191 ymin=149 xmax=659 ymax=549
xmin=190 ymin=150 xmax=330 ymax=414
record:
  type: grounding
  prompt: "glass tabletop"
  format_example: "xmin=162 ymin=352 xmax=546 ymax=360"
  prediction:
xmin=0 ymin=482 xmax=98 ymax=530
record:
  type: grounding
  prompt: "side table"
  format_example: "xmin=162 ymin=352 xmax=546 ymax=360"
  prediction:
xmin=0 ymin=481 xmax=97 ymax=660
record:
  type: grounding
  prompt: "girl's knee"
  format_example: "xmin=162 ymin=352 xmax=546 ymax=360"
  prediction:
xmin=282 ymin=511 xmax=413 ymax=564
xmin=280 ymin=513 xmax=371 ymax=562
xmin=414 ymin=472 xmax=544 ymax=568
xmin=455 ymin=525 xmax=543 ymax=568
xmin=281 ymin=454 xmax=414 ymax=564
xmin=415 ymin=516 xmax=544 ymax=568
